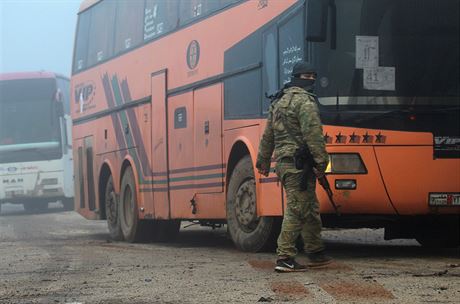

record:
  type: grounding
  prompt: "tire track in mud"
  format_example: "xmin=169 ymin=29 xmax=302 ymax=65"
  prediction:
xmin=248 ymin=258 xmax=395 ymax=303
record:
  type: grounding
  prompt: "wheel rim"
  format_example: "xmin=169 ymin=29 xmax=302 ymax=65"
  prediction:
xmin=123 ymin=184 xmax=134 ymax=226
xmin=234 ymin=179 xmax=259 ymax=233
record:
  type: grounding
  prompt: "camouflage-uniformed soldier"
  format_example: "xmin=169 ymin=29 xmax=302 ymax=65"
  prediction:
xmin=256 ymin=61 xmax=332 ymax=272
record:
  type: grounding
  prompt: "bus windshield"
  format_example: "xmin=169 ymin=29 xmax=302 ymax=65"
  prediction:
xmin=0 ymin=78 xmax=62 ymax=163
xmin=315 ymin=0 xmax=459 ymax=107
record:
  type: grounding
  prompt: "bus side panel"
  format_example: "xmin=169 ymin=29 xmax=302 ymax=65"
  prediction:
xmin=254 ymin=122 xmax=284 ymax=217
xmin=191 ymin=84 xmax=226 ymax=218
xmin=168 ymin=92 xmax=195 ymax=219
xmin=375 ymin=146 xmax=460 ymax=215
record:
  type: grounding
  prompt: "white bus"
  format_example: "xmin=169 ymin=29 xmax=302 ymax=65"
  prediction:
xmin=0 ymin=72 xmax=74 ymax=212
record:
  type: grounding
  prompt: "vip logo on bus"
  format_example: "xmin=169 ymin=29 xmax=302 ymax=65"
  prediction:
xmin=434 ymin=136 xmax=460 ymax=151
xmin=187 ymin=40 xmax=200 ymax=70
xmin=74 ymin=81 xmax=96 ymax=113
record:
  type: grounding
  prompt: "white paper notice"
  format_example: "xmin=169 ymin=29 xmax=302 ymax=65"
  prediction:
xmin=363 ymin=67 xmax=396 ymax=91
xmin=356 ymin=36 xmax=379 ymax=68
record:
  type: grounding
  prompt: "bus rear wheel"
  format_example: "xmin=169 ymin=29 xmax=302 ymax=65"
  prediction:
xmin=119 ymin=167 xmax=147 ymax=242
xmin=226 ymin=156 xmax=280 ymax=252
xmin=104 ymin=175 xmax=123 ymax=241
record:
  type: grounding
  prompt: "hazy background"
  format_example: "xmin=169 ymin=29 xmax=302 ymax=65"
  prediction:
xmin=0 ymin=0 xmax=81 ymax=77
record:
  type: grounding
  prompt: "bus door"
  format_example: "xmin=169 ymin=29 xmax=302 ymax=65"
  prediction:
xmin=192 ymin=84 xmax=225 ymax=218
xmin=167 ymin=88 xmax=195 ymax=218
xmin=151 ymin=70 xmax=170 ymax=219
xmin=74 ymin=136 xmax=97 ymax=218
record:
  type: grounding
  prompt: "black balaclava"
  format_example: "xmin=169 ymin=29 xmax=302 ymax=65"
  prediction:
xmin=286 ymin=76 xmax=315 ymax=93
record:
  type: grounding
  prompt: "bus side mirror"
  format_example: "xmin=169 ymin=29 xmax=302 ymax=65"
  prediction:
xmin=306 ymin=0 xmax=329 ymax=42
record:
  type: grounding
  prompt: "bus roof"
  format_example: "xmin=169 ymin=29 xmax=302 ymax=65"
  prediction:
xmin=79 ymin=0 xmax=102 ymax=13
xmin=0 ymin=71 xmax=68 ymax=82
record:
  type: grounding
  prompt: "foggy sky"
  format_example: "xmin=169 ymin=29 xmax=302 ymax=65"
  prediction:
xmin=0 ymin=0 xmax=81 ymax=77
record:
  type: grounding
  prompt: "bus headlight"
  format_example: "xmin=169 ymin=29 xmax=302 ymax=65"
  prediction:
xmin=325 ymin=154 xmax=366 ymax=174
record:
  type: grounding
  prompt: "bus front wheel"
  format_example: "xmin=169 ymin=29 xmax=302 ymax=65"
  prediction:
xmin=226 ymin=156 xmax=280 ymax=252
xmin=104 ymin=175 xmax=123 ymax=241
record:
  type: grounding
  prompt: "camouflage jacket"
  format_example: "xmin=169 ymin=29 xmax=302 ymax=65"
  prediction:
xmin=256 ymin=86 xmax=329 ymax=172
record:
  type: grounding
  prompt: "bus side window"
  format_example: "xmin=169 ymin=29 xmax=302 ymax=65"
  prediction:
xmin=87 ymin=1 xmax=116 ymax=66
xmin=262 ymin=25 xmax=279 ymax=113
xmin=179 ymin=0 xmax=233 ymax=26
xmin=278 ymin=9 xmax=305 ymax=87
xmin=73 ymin=10 xmax=91 ymax=72
xmin=114 ymin=0 xmax=144 ymax=54
xmin=144 ymin=0 xmax=179 ymax=41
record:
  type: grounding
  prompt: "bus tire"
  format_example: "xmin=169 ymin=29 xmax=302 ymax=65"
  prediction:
xmin=104 ymin=176 xmax=123 ymax=241
xmin=226 ymin=155 xmax=280 ymax=252
xmin=119 ymin=167 xmax=146 ymax=242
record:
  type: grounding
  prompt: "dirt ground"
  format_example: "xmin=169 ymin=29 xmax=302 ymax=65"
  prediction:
xmin=0 ymin=203 xmax=459 ymax=304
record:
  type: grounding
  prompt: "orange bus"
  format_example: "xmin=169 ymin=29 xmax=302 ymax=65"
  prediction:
xmin=71 ymin=0 xmax=459 ymax=249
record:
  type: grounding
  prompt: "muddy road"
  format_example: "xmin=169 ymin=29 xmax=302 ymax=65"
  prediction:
xmin=0 ymin=203 xmax=459 ymax=304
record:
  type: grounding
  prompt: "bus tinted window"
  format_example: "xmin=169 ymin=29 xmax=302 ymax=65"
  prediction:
xmin=179 ymin=0 xmax=237 ymax=25
xmin=144 ymin=0 xmax=179 ymax=41
xmin=114 ymin=0 xmax=144 ymax=55
xmin=87 ymin=1 xmax=116 ymax=66
xmin=0 ymin=79 xmax=62 ymax=162
xmin=278 ymin=10 xmax=304 ymax=86
xmin=315 ymin=0 xmax=459 ymax=105
xmin=263 ymin=25 xmax=278 ymax=112
xmin=74 ymin=10 xmax=91 ymax=72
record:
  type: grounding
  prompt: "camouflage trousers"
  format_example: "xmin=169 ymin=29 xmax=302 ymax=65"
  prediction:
xmin=275 ymin=161 xmax=324 ymax=258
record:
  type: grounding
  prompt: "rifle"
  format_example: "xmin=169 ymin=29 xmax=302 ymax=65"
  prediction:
xmin=276 ymin=94 xmax=341 ymax=216
xmin=294 ymin=145 xmax=341 ymax=216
